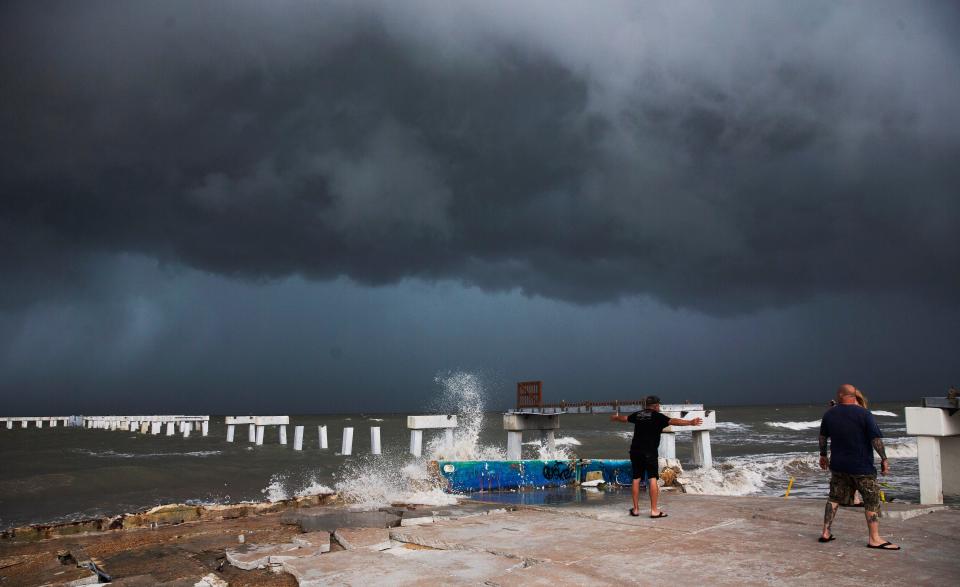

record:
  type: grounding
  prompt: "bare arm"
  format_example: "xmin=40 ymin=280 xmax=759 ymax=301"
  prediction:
xmin=818 ymin=434 xmax=829 ymax=470
xmin=610 ymin=415 xmax=629 ymax=423
xmin=668 ymin=417 xmax=703 ymax=426
xmin=872 ymin=437 xmax=889 ymax=474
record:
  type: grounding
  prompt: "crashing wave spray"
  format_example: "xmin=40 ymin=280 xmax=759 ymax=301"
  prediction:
xmin=334 ymin=370 xmax=501 ymax=507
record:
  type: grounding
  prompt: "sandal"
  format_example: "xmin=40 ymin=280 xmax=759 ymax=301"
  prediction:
xmin=628 ymin=508 xmax=640 ymax=517
xmin=649 ymin=512 xmax=668 ymax=518
xmin=818 ymin=534 xmax=835 ymax=543
xmin=867 ymin=542 xmax=900 ymax=550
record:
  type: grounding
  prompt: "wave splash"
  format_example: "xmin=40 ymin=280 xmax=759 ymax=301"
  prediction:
xmin=765 ymin=420 xmax=820 ymax=431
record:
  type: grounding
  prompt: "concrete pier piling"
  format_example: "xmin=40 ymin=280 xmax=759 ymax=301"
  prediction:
xmin=407 ymin=415 xmax=459 ymax=457
xmin=225 ymin=416 xmax=290 ymax=447
xmin=907 ymin=398 xmax=960 ymax=504
xmin=294 ymin=426 xmax=304 ymax=451
xmin=319 ymin=425 xmax=328 ymax=449
xmin=342 ymin=427 xmax=354 ymax=456
xmin=227 ymin=425 xmax=236 ymax=442
xmin=166 ymin=422 xmax=175 ymax=436
xmin=183 ymin=425 xmax=191 ymax=438
xmin=371 ymin=426 xmax=381 ymax=455
xmin=201 ymin=421 xmax=209 ymax=437
xmin=503 ymin=413 xmax=560 ymax=460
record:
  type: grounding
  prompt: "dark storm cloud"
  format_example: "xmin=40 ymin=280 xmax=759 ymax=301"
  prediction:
xmin=2 ymin=1 xmax=958 ymax=314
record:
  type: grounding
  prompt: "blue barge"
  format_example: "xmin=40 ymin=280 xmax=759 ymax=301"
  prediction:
xmin=435 ymin=459 xmax=633 ymax=492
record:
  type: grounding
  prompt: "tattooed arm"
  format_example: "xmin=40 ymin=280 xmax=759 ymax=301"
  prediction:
xmin=818 ymin=435 xmax=829 ymax=470
xmin=872 ymin=437 xmax=890 ymax=474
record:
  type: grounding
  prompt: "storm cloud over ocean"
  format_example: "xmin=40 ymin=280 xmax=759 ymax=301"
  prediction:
xmin=1 ymin=2 xmax=958 ymax=412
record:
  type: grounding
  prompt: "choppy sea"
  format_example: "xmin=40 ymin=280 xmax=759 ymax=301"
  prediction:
xmin=0 ymin=373 xmax=928 ymax=530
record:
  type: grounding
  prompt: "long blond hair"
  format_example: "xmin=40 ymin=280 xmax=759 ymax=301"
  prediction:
xmin=854 ymin=388 xmax=868 ymax=409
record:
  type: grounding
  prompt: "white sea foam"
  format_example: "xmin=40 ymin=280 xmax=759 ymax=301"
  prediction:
xmin=765 ymin=420 xmax=820 ymax=431
xmin=886 ymin=438 xmax=917 ymax=458
xmin=714 ymin=421 xmax=750 ymax=431
xmin=683 ymin=453 xmax=820 ymax=496
xmin=872 ymin=410 xmax=898 ymax=417
xmin=261 ymin=474 xmax=336 ymax=503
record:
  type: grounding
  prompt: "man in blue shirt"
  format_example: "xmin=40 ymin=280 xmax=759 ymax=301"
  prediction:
xmin=818 ymin=384 xmax=899 ymax=550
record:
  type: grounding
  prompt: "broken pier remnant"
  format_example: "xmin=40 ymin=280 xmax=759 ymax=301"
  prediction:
xmin=224 ymin=416 xmax=290 ymax=446
xmin=503 ymin=412 xmax=560 ymax=460
xmin=407 ymin=415 xmax=458 ymax=457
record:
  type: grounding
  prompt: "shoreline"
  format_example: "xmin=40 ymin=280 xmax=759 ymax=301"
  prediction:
xmin=1 ymin=491 xmax=956 ymax=586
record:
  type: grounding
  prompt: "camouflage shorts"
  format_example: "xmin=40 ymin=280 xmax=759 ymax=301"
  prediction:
xmin=829 ymin=472 xmax=881 ymax=513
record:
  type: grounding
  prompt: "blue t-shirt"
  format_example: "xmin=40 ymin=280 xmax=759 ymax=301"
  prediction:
xmin=819 ymin=404 xmax=882 ymax=475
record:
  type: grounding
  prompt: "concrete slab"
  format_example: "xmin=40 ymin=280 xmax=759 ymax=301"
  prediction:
xmin=291 ymin=531 xmax=331 ymax=551
xmin=334 ymin=527 xmax=391 ymax=551
xmin=281 ymin=547 xmax=519 ymax=586
xmin=225 ymin=542 xmax=325 ymax=570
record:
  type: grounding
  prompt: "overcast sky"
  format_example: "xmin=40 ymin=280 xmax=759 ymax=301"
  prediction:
xmin=1 ymin=1 xmax=958 ymax=414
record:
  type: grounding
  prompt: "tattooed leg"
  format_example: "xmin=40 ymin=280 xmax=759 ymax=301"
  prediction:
xmin=822 ymin=501 xmax=839 ymax=539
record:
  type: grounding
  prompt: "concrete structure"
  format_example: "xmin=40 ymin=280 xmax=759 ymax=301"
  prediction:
xmin=503 ymin=413 xmax=560 ymax=460
xmin=658 ymin=405 xmax=716 ymax=467
xmin=224 ymin=416 xmax=290 ymax=447
xmin=318 ymin=425 xmax=328 ymax=449
xmin=906 ymin=398 xmax=960 ymax=504
xmin=294 ymin=426 xmax=304 ymax=451
xmin=342 ymin=427 xmax=354 ymax=456
xmin=370 ymin=426 xmax=381 ymax=455
xmin=0 ymin=417 xmax=74 ymax=428
xmin=407 ymin=415 xmax=458 ymax=457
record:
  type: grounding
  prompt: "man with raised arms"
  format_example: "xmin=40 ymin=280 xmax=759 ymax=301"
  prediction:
xmin=818 ymin=384 xmax=899 ymax=550
xmin=611 ymin=395 xmax=702 ymax=518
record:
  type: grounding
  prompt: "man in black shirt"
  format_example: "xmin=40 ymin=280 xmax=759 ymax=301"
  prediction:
xmin=611 ymin=395 xmax=703 ymax=518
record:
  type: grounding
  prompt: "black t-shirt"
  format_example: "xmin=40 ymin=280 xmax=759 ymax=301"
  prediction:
xmin=627 ymin=409 xmax=671 ymax=455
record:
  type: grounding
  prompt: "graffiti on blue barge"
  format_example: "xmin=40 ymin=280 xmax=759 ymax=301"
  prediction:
xmin=435 ymin=459 xmax=633 ymax=492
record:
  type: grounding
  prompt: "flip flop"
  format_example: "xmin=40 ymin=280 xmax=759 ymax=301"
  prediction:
xmin=818 ymin=534 xmax=835 ymax=543
xmin=867 ymin=542 xmax=900 ymax=550
xmin=649 ymin=512 xmax=668 ymax=518
xmin=628 ymin=508 xmax=640 ymax=517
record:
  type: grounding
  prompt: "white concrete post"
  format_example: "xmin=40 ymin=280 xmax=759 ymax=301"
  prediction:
xmin=140 ymin=422 xmax=150 ymax=434
xmin=319 ymin=425 xmax=328 ymax=449
xmin=7 ymin=420 xmax=12 ymax=429
xmin=51 ymin=419 xmax=58 ymax=427
xmin=918 ymin=436 xmax=943 ymax=505
xmin=36 ymin=420 xmax=43 ymax=428
xmin=226 ymin=424 xmax=235 ymax=442
xmin=279 ymin=425 xmax=288 ymax=445
xmin=255 ymin=426 xmax=265 ymax=445
xmin=249 ymin=424 xmax=256 ymax=443
xmin=692 ymin=430 xmax=713 ymax=468
xmin=409 ymin=430 xmax=423 ymax=457
xmin=166 ymin=422 xmax=175 ymax=436
xmin=201 ymin=421 xmax=209 ymax=437
xmin=506 ymin=431 xmax=523 ymax=460
xmin=293 ymin=426 xmax=304 ymax=451
xmin=183 ymin=424 xmax=191 ymax=438
xmin=658 ymin=432 xmax=677 ymax=460
xmin=342 ymin=427 xmax=354 ymax=456
xmin=128 ymin=421 xmax=136 ymax=432
xmin=370 ymin=426 xmax=381 ymax=455
xmin=444 ymin=428 xmax=454 ymax=451
xmin=152 ymin=422 xmax=161 ymax=434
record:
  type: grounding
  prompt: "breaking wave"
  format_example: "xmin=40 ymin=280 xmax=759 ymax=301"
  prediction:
xmin=886 ymin=438 xmax=917 ymax=459
xmin=765 ymin=420 xmax=820 ymax=431
xmin=683 ymin=453 xmax=820 ymax=496
xmin=872 ymin=410 xmax=898 ymax=417
xmin=261 ymin=474 xmax=335 ymax=503
xmin=714 ymin=421 xmax=750 ymax=431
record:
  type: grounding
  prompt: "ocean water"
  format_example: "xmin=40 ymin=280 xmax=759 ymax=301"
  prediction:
xmin=0 ymin=374 xmax=927 ymax=530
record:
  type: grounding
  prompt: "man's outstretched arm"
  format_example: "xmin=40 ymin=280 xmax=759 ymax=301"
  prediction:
xmin=610 ymin=415 xmax=629 ymax=423
xmin=668 ymin=417 xmax=703 ymax=426
xmin=872 ymin=437 xmax=889 ymax=474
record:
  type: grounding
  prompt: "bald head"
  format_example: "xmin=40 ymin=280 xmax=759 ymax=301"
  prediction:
xmin=836 ymin=384 xmax=858 ymax=404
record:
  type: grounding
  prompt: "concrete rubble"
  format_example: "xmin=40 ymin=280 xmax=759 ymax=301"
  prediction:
xmin=3 ymin=494 xmax=958 ymax=586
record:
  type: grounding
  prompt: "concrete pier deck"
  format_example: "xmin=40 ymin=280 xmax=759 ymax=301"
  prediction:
xmin=1 ymin=492 xmax=956 ymax=585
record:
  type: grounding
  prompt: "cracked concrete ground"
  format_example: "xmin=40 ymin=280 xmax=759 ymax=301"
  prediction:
xmin=2 ymin=494 xmax=957 ymax=586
